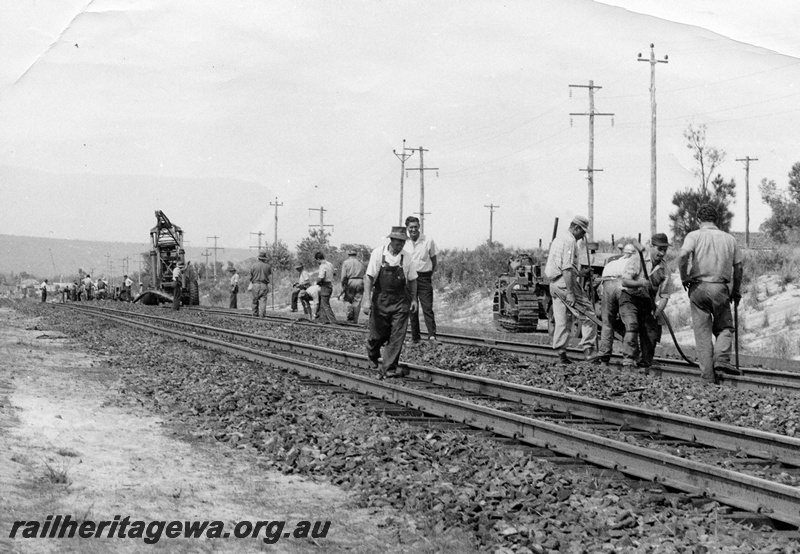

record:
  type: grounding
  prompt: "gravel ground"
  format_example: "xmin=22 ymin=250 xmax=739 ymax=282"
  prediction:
xmin=16 ymin=300 xmax=800 ymax=553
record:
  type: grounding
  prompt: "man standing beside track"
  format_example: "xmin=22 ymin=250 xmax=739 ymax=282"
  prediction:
xmin=314 ymin=252 xmax=337 ymax=324
xmin=172 ymin=262 xmax=184 ymax=311
xmin=250 ymin=252 xmax=271 ymax=317
xmin=619 ymin=234 xmax=672 ymax=369
xmin=340 ymin=250 xmax=365 ymax=324
xmin=404 ymin=216 xmax=438 ymax=343
xmin=229 ymin=267 xmax=240 ymax=309
xmin=678 ymin=204 xmax=743 ymax=383
xmin=362 ymin=226 xmax=418 ymax=379
xmin=544 ymin=215 xmax=597 ymax=364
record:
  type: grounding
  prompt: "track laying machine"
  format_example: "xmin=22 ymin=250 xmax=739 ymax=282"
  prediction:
xmin=133 ymin=210 xmax=200 ymax=306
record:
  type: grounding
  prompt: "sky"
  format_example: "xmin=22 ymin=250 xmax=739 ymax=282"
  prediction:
xmin=2 ymin=0 xmax=800 ymax=253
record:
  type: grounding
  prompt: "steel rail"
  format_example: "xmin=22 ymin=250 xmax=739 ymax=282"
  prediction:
xmin=186 ymin=305 xmax=800 ymax=391
xmin=63 ymin=304 xmax=800 ymax=527
xmin=67 ymin=304 xmax=800 ymax=465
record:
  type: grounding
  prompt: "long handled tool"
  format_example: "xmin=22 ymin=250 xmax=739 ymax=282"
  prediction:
xmin=734 ymin=298 xmax=740 ymax=373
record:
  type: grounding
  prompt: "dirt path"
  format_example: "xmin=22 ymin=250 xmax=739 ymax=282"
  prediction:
xmin=0 ymin=307 xmax=430 ymax=553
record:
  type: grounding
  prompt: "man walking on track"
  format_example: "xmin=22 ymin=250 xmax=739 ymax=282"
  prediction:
xmin=677 ymin=204 xmax=743 ymax=383
xmin=404 ymin=215 xmax=438 ymax=343
xmin=362 ymin=226 xmax=418 ymax=379
xmin=544 ymin=215 xmax=597 ymax=364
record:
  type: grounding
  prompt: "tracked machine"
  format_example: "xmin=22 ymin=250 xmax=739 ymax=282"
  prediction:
xmin=492 ymin=254 xmax=552 ymax=332
xmin=133 ymin=210 xmax=200 ymax=306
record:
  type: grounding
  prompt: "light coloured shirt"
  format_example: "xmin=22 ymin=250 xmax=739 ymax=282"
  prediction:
xmin=83 ymin=277 xmax=92 ymax=288
xmin=297 ymin=270 xmax=310 ymax=287
xmin=317 ymin=260 xmax=334 ymax=284
xmin=404 ymin=235 xmax=437 ymax=272
xmin=230 ymin=273 xmax=240 ymax=287
xmin=172 ymin=266 xmax=182 ymax=282
xmin=621 ymin=253 xmax=672 ymax=299
xmin=544 ymin=233 xmax=578 ymax=281
xmin=601 ymin=256 xmax=631 ymax=280
xmin=681 ymin=223 xmax=742 ymax=283
xmin=341 ymin=257 xmax=364 ymax=282
xmin=125 ymin=278 xmax=133 ymax=288
xmin=366 ymin=245 xmax=418 ymax=282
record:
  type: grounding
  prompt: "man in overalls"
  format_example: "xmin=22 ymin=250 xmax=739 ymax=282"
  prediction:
xmin=362 ymin=226 xmax=419 ymax=379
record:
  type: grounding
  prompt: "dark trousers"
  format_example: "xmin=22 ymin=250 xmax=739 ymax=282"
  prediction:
xmin=41 ymin=290 xmax=47 ymax=303
xmin=317 ymin=283 xmax=336 ymax=323
xmin=410 ymin=271 xmax=436 ymax=340
xmin=367 ymin=293 xmax=410 ymax=373
xmin=172 ymin=282 xmax=182 ymax=311
xmin=229 ymin=286 xmax=238 ymax=309
xmin=619 ymin=292 xmax=660 ymax=366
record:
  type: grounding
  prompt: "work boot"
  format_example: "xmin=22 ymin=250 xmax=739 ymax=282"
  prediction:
xmin=558 ymin=352 xmax=573 ymax=365
xmin=587 ymin=353 xmax=610 ymax=365
xmin=714 ymin=361 xmax=742 ymax=376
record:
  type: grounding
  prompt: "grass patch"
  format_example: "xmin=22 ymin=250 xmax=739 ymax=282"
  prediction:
xmin=56 ymin=447 xmax=81 ymax=458
xmin=43 ymin=460 xmax=71 ymax=485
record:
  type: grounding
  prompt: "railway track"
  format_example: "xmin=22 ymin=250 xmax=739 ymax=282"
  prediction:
xmin=62 ymin=303 xmax=800 ymax=529
xmin=186 ymin=305 xmax=800 ymax=394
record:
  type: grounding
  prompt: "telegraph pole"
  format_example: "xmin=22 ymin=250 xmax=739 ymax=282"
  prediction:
xmin=484 ymin=203 xmax=499 ymax=244
xmin=638 ymin=44 xmax=668 ymax=238
xmin=250 ymin=231 xmax=265 ymax=253
xmin=405 ymin=145 xmax=438 ymax=234
xmin=393 ymin=139 xmax=414 ymax=225
xmin=201 ymin=250 xmax=212 ymax=282
xmin=308 ymin=206 xmax=334 ymax=236
xmin=270 ymin=197 xmax=283 ymax=248
xmin=206 ymin=236 xmax=224 ymax=281
xmin=569 ymin=80 xmax=614 ymax=242
xmin=736 ymin=156 xmax=758 ymax=248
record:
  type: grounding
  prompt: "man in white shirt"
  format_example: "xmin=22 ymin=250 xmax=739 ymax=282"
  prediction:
xmin=172 ymin=262 xmax=184 ymax=311
xmin=363 ymin=226 xmax=418 ymax=379
xmin=314 ymin=252 xmax=337 ymax=323
xmin=404 ymin=216 xmax=438 ymax=343
xmin=589 ymin=244 xmax=635 ymax=365
xmin=229 ymin=268 xmax=240 ymax=309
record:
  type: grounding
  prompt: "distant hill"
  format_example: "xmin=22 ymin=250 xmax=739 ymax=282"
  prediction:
xmin=0 ymin=234 xmax=255 ymax=280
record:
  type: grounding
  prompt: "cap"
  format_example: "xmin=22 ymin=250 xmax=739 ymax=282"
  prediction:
xmin=228 ymin=267 xmax=236 ymax=272
xmin=386 ymin=226 xmax=409 ymax=240
xmin=348 ymin=249 xmax=357 ymax=255
xmin=651 ymin=233 xmax=670 ymax=247
xmin=571 ymin=215 xmax=589 ymax=232
xmin=294 ymin=263 xmax=303 ymax=270
xmin=258 ymin=251 xmax=268 ymax=260
xmin=622 ymin=244 xmax=636 ymax=255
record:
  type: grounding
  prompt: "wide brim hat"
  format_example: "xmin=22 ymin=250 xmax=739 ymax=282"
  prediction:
xmin=348 ymin=249 xmax=357 ymax=255
xmin=651 ymin=233 xmax=671 ymax=247
xmin=571 ymin=215 xmax=589 ymax=232
xmin=258 ymin=252 xmax=268 ymax=260
xmin=294 ymin=264 xmax=303 ymax=270
xmin=386 ymin=226 xmax=409 ymax=240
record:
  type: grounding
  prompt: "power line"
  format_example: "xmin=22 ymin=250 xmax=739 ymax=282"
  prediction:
xmin=393 ymin=139 xmax=414 ymax=226
xmin=308 ymin=206 xmax=334 ymax=236
xmin=638 ymin=43 xmax=669 ymax=239
xmin=484 ymin=204 xmax=499 ymax=244
xmin=569 ymin=79 xmax=614 ymax=243
xmin=405 ymin=145 xmax=438 ymax=234
xmin=206 ymin=236 xmax=224 ymax=281
xmin=270 ymin=197 xmax=283 ymax=247
xmin=736 ymin=156 xmax=759 ymax=249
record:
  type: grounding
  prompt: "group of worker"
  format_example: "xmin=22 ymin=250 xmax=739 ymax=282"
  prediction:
xmin=242 ymin=216 xmax=438 ymax=379
xmin=50 ymin=274 xmax=130 ymax=302
xmin=546 ymin=204 xmax=742 ymax=384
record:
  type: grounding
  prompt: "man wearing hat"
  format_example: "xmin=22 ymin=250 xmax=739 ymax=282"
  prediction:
xmin=228 ymin=266 xmax=240 ymax=309
xmin=620 ymin=233 xmax=673 ymax=369
xmin=340 ymin=249 xmax=365 ymax=323
xmin=590 ymin=243 xmax=636 ymax=365
xmin=290 ymin=263 xmax=312 ymax=316
xmin=172 ymin=262 xmax=185 ymax=311
xmin=362 ymin=226 xmax=418 ymax=379
xmin=404 ymin=215 xmax=439 ymax=343
xmin=678 ymin=204 xmax=743 ymax=383
xmin=544 ymin=215 xmax=597 ymax=364
xmin=250 ymin=251 xmax=271 ymax=317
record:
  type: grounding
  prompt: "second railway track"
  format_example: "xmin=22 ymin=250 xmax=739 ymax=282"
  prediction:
xmin=64 ymin=303 xmax=800 ymax=529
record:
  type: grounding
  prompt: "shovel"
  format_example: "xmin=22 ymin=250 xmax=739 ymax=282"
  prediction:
xmin=734 ymin=298 xmax=740 ymax=374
